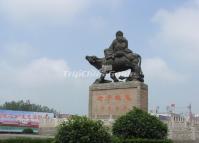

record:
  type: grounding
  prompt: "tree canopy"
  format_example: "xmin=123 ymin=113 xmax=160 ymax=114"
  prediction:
xmin=112 ymin=107 xmax=168 ymax=139
xmin=55 ymin=116 xmax=111 ymax=143
xmin=0 ymin=100 xmax=57 ymax=114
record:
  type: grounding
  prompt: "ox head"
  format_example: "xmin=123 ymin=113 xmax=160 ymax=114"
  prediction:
xmin=85 ymin=56 xmax=97 ymax=65
xmin=85 ymin=55 xmax=102 ymax=70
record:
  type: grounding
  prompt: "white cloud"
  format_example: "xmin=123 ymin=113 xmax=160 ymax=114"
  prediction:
xmin=151 ymin=0 xmax=199 ymax=63
xmin=0 ymin=0 xmax=125 ymax=26
xmin=0 ymin=0 xmax=90 ymax=24
xmin=2 ymin=43 xmax=35 ymax=59
xmin=17 ymin=58 xmax=69 ymax=88
xmin=142 ymin=58 xmax=185 ymax=83
xmin=0 ymin=56 xmax=69 ymax=86
xmin=0 ymin=43 xmax=40 ymax=69
xmin=0 ymin=42 xmax=36 ymax=85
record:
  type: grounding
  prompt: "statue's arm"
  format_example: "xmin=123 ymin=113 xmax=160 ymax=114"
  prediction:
xmin=123 ymin=37 xmax=128 ymax=49
xmin=123 ymin=37 xmax=133 ymax=53
xmin=109 ymin=39 xmax=116 ymax=50
xmin=104 ymin=40 xmax=115 ymax=59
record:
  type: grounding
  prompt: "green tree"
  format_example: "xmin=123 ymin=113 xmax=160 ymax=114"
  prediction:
xmin=55 ymin=116 xmax=111 ymax=143
xmin=0 ymin=100 xmax=57 ymax=114
xmin=112 ymin=107 xmax=168 ymax=139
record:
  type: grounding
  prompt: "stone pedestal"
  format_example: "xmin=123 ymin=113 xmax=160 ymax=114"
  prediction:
xmin=89 ymin=81 xmax=148 ymax=120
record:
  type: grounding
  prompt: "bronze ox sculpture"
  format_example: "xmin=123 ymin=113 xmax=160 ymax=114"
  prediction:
xmin=85 ymin=54 xmax=144 ymax=83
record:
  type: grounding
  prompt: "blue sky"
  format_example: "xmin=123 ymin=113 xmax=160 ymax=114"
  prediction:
xmin=0 ymin=0 xmax=199 ymax=115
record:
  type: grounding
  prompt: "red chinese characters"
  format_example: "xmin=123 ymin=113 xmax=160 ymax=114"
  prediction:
xmin=114 ymin=95 xmax=121 ymax=101
xmin=97 ymin=95 xmax=104 ymax=101
xmin=124 ymin=95 xmax=132 ymax=102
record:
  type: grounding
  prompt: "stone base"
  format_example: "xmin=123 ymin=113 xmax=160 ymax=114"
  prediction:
xmin=89 ymin=81 xmax=148 ymax=120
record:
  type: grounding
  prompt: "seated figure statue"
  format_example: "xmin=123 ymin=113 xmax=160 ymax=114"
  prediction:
xmin=104 ymin=31 xmax=136 ymax=67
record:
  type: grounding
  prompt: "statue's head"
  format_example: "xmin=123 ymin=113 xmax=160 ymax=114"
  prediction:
xmin=116 ymin=30 xmax=123 ymax=41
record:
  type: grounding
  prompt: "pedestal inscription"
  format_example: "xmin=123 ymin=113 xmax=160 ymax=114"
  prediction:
xmin=89 ymin=81 xmax=148 ymax=120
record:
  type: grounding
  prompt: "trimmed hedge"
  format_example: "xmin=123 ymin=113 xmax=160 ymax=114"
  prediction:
xmin=0 ymin=138 xmax=53 ymax=143
xmin=111 ymin=137 xmax=173 ymax=143
xmin=0 ymin=138 xmax=173 ymax=143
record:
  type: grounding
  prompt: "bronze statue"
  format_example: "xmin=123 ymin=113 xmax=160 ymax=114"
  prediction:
xmin=86 ymin=31 xmax=144 ymax=83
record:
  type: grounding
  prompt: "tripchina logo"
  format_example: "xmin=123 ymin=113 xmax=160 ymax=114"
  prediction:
xmin=63 ymin=69 xmax=131 ymax=79
xmin=64 ymin=69 xmax=100 ymax=79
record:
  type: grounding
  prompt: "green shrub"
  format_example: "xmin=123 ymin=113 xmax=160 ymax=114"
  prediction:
xmin=22 ymin=128 xmax=34 ymax=134
xmin=111 ymin=136 xmax=122 ymax=143
xmin=0 ymin=137 xmax=173 ymax=143
xmin=112 ymin=138 xmax=173 ymax=143
xmin=112 ymin=107 xmax=168 ymax=139
xmin=0 ymin=138 xmax=53 ymax=143
xmin=54 ymin=115 xmax=111 ymax=143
